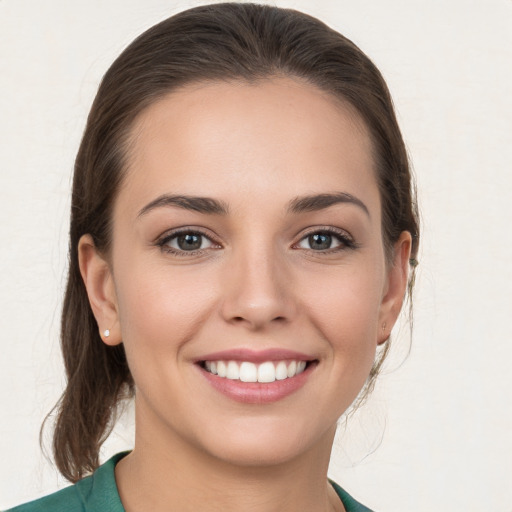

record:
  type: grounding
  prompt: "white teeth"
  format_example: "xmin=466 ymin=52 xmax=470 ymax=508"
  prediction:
xmin=203 ymin=359 xmax=310 ymax=382
xmin=239 ymin=362 xmax=258 ymax=382
xmin=226 ymin=361 xmax=239 ymax=380
xmin=275 ymin=361 xmax=288 ymax=380
xmin=258 ymin=362 xmax=276 ymax=383
xmin=287 ymin=360 xmax=297 ymax=377
xmin=217 ymin=361 xmax=227 ymax=378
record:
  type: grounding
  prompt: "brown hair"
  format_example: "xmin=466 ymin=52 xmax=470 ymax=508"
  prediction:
xmin=48 ymin=2 xmax=419 ymax=482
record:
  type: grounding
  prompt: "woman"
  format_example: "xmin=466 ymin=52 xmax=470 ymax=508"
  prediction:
xmin=7 ymin=3 xmax=419 ymax=511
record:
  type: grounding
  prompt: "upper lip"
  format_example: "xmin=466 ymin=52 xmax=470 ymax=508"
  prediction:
xmin=195 ymin=348 xmax=315 ymax=364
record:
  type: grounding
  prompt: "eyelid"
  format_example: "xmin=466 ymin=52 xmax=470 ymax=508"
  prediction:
xmin=156 ymin=227 xmax=222 ymax=255
xmin=293 ymin=226 xmax=357 ymax=251
xmin=154 ymin=225 xmax=357 ymax=256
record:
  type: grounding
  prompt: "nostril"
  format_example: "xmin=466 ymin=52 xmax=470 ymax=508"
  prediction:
xmin=233 ymin=315 xmax=286 ymax=323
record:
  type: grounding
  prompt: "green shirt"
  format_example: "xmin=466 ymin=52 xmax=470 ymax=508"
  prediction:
xmin=5 ymin=453 xmax=373 ymax=512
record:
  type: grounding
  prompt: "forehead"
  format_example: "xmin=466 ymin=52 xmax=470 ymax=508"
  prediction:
xmin=119 ymin=77 xmax=379 ymax=218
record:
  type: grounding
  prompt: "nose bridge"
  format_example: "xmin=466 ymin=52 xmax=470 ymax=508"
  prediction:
xmin=220 ymin=235 xmax=294 ymax=329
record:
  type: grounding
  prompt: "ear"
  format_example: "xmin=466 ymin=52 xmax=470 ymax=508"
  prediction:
xmin=378 ymin=231 xmax=412 ymax=345
xmin=78 ymin=234 xmax=121 ymax=346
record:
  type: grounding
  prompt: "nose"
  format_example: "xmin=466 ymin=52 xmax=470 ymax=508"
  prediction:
xmin=219 ymin=244 xmax=296 ymax=331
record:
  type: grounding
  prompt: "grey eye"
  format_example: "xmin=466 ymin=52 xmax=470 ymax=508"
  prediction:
xmin=178 ymin=233 xmax=202 ymax=250
xmin=297 ymin=232 xmax=343 ymax=251
xmin=309 ymin=233 xmax=332 ymax=250
xmin=167 ymin=232 xmax=214 ymax=251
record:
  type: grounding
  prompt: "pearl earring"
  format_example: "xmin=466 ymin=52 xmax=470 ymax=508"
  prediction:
xmin=104 ymin=329 xmax=110 ymax=338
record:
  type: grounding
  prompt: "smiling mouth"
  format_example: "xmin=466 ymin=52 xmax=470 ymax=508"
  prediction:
xmin=200 ymin=359 xmax=316 ymax=383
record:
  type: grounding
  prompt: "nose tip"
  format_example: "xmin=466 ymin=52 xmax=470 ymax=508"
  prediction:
xmin=229 ymin=308 xmax=288 ymax=330
xmin=222 ymin=287 xmax=292 ymax=331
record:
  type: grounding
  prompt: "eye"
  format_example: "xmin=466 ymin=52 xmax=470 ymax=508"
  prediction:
xmin=296 ymin=229 xmax=354 ymax=252
xmin=158 ymin=230 xmax=218 ymax=254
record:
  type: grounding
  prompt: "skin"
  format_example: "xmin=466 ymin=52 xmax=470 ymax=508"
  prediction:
xmin=79 ymin=77 xmax=411 ymax=512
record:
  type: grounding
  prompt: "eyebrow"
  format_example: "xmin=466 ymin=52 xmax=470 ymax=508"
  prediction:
xmin=137 ymin=194 xmax=229 ymax=218
xmin=137 ymin=191 xmax=369 ymax=219
xmin=288 ymin=192 xmax=370 ymax=217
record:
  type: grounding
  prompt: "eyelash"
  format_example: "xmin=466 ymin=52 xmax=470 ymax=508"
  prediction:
xmin=156 ymin=228 xmax=220 ymax=257
xmin=294 ymin=227 xmax=358 ymax=253
xmin=156 ymin=227 xmax=357 ymax=256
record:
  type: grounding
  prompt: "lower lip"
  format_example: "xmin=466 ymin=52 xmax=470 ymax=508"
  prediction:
xmin=198 ymin=363 xmax=316 ymax=404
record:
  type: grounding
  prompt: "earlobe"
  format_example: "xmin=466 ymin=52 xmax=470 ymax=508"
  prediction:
xmin=378 ymin=231 xmax=412 ymax=345
xmin=78 ymin=234 xmax=122 ymax=346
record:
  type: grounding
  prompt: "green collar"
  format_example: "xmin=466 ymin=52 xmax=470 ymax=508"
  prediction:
xmin=86 ymin=454 xmax=374 ymax=512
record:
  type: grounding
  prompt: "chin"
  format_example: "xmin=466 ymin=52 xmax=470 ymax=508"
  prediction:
xmin=194 ymin=415 xmax=336 ymax=469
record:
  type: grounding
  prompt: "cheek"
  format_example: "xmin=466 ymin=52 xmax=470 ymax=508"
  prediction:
xmin=297 ymin=265 xmax=384 ymax=357
xmin=289 ymin=268 xmax=384 ymax=422
xmin=114 ymin=260 xmax=217 ymax=357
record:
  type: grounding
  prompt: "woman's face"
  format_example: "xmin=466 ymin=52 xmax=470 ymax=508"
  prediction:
xmin=83 ymin=77 xmax=410 ymax=467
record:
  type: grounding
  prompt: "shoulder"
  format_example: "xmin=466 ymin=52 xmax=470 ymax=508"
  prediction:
xmin=3 ymin=480 xmax=89 ymax=512
xmin=330 ymin=480 xmax=375 ymax=512
xmin=3 ymin=452 xmax=128 ymax=512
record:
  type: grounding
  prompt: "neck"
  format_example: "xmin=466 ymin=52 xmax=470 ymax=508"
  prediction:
xmin=115 ymin=401 xmax=344 ymax=512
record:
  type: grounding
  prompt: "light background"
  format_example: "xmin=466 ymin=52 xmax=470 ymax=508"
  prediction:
xmin=1 ymin=0 xmax=511 ymax=510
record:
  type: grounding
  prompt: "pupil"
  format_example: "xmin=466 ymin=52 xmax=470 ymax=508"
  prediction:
xmin=310 ymin=233 xmax=331 ymax=250
xmin=178 ymin=233 xmax=201 ymax=250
